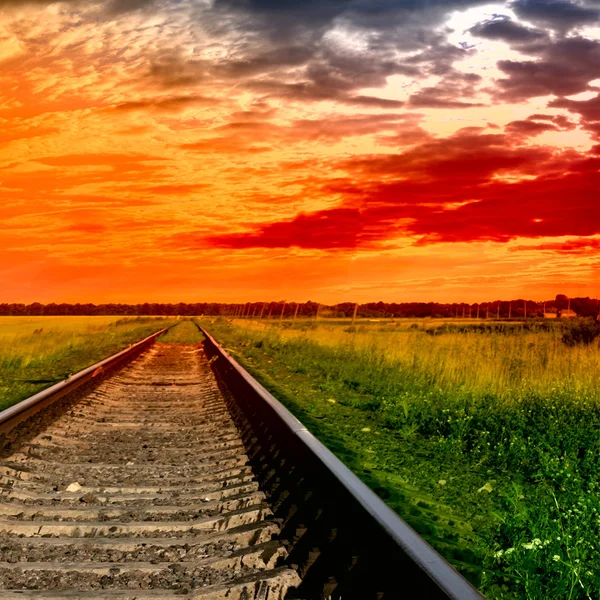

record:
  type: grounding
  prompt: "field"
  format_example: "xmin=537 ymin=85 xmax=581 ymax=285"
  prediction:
xmin=0 ymin=316 xmax=176 ymax=411
xmin=197 ymin=316 xmax=600 ymax=600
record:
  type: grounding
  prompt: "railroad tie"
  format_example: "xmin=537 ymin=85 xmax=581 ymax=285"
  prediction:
xmin=0 ymin=343 xmax=300 ymax=599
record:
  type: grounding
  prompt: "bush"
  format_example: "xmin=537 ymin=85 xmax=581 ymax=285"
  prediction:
xmin=561 ymin=318 xmax=600 ymax=346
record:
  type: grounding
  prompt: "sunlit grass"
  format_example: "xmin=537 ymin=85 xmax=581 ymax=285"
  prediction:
xmin=0 ymin=316 xmax=175 ymax=410
xmin=227 ymin=317 xmax=600 ymax=398
xmin=200 ymin=317 xmax=600 ymax=600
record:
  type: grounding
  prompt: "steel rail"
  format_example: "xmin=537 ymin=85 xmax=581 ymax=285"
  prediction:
xmin=0 ymin=326 xmax=170 ymax=439
xmin=200 ymin=326 xmax=486 ymax=600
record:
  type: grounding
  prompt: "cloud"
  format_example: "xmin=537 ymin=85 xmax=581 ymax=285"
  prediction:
xmin=511 ymin=238 xmax=600 ymax=253
xmin=34 ymin=153 xmax=165 ymax=168
xmin=408 ymin=73 xmax=485 ymax=108
xmin=510 ymin=0 xmax=600 ymax=31
xmin=179 ymin=113 xmax=423 ymax=153
xmin=141 ymin=184 xmax=210 ymax=194
xmin=469 ymin=16 xmax=548 ymax=43
xmin=0 ymin=0 xmax=158 ymax=12
xmin=526 ymin=114 xmax=576 ymax=129
xmin=199 ymin=128 xmax=600 ymax=249
xmin=550 ymin=93 xmax=600 ymax=121
xmin=195 ymin=208 xmax=372 ymax=250
xmin=110 ymin=96 xmax=220 ymax=112
xmin=505 ymin=119 xmax=559 ymax=136
xmin=496 ymin=37 xmax=600 ymax=100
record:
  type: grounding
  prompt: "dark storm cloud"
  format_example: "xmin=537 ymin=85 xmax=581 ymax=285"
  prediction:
xmin=179 ymin=0 xmax=491 ymax=104
xmin=510 ymin=0 xmax=600 ymax=30
xmin=495 ymin=37 xmax=600 ymax=100
xmin=211 ymin=0 xmax=493 ymax=35
xmin=469 ymin=16 xmax=548 ymax=43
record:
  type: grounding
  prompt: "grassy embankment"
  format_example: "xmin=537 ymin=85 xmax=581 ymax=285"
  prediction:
xmin=0 ymin=316 xmax=177 ymax=411
xmin=197 ymin=317 xmax=600 ymax=600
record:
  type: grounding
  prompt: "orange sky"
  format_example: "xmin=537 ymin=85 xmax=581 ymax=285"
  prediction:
xmin=1 ymin=0 xmax=599 ymax=303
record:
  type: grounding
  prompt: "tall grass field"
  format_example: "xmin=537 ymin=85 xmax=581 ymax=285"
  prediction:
xmin=0 ymin=316 xmax=176 ymax=411
xmin=198 ymin=316 xmax=600 ymax=600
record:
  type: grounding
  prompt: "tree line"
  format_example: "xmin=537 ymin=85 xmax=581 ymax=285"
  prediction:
xmin=1 ymin=295 xmax=598 ymax=318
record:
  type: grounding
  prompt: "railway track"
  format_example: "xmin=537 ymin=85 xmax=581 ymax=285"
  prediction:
xmin=0 ymin=342 xmax=299 ymax=598
xmin=0 ymin=326 xmax=485 ymax=599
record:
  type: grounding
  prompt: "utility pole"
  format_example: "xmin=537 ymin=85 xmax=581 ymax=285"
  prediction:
xmin=279 ymin=300 xmax=287 ymax=323
xmin=508 ymin=302 xmax=512 ymax=319
xmin=497 ymin=303 xmax=500 ymax=319
xmin=351 ymin=303 xmax=358 ymax=326
xmin=476 ymin=304 xmax=480 ymax=319
xmin=485 ymin=304 xmax=489 ymax=319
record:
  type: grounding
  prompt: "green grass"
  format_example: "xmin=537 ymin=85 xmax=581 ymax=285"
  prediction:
xmin=198 ymin=317 xmax=600 ymax=600
xmin=158 ymin=320 xmax=205 ymax=343
xmin=0 ymin=316 xmax=176 ymax=410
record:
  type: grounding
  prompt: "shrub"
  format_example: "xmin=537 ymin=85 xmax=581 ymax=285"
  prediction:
xmin=561 ymin=318 xmax=600 ymax=346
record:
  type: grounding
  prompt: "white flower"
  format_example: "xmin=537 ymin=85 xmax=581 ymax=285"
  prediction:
xmin=494 ymin=550 xmax=503 ymax=558
xmin=553 ymin=555 xmax=561 ymax=562
xmin=505 ymin=548 xmax=515 ymax=555
xmin=522 ymin=542 xmax=534 ymax=550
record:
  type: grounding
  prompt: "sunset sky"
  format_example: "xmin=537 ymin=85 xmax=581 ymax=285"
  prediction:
xmin=1 ymin=0 xmax=599 ymax=303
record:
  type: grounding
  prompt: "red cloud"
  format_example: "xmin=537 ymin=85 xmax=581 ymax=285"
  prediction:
xmin=196 ymin=128 xmax=600 ymax=250
xmin=510 ymin=238 xmax=600 ymax=254
xmin=203 ymin=208 xmax=369 ymax=250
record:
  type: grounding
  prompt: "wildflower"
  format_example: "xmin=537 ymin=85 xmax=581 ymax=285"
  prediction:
xmin=522 ymin=542 xmax=534 ymax=550
xmin=438 ymin=479 xmax=447 ymax=486
xmin=494 ymin=550 xmax=503 ymax=558
xmin=361 ymin=427 xmax=371 ymax=432
xmin=327 ymin=398 xmax=336 ymax=404
xmin=553 ymin=555 xmax=561 ymax=562
xmin=505 ymin=548 xmax=515 ymax=555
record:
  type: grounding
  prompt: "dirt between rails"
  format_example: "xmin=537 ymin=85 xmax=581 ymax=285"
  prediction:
xmin=0 ymin=343 xmax=300 ymax=596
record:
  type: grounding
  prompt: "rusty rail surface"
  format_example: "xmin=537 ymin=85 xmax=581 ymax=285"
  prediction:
xmin=0 ymin=326 xmax=169 ymax=440
xmin=200 ymin=326 xmax=486 ymax=600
